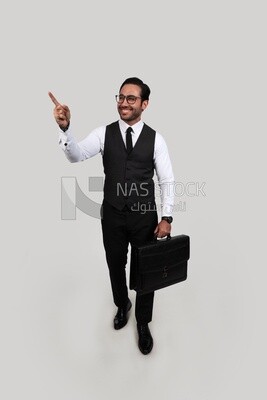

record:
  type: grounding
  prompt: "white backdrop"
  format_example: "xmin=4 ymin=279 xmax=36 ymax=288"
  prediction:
xmin=1 ymin=1 xmax=266 ymax=399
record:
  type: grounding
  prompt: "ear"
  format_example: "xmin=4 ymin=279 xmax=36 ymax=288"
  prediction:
xmin=141 ymin=100 xmax=149 ymax=111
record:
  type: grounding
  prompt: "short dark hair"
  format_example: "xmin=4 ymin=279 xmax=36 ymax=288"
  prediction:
xmin=119 ymin=77 xmax=151 ymax=101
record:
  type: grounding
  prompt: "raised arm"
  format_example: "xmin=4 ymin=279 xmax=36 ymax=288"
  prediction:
xmin=49 ymin=91 xmax=104 ymax=163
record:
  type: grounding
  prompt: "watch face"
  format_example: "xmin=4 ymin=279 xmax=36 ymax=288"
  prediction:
xmin=162 ymin=217 xmax=173 ymax=224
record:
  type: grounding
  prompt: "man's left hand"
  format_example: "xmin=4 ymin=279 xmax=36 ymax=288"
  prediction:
xmin=154 ymin=220 xmax=171 ymax=238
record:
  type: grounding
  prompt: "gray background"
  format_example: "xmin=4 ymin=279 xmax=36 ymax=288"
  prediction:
xmin=1 ymin=0 xmax=266 ymax=399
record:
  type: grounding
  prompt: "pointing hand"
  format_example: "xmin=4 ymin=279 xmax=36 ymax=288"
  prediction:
xmin=48 ymin=92 xmax=71 ymax=130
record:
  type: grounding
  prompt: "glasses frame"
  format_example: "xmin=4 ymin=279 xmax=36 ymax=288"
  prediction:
xmin=115 ymin=94 xmax=142 ymax=105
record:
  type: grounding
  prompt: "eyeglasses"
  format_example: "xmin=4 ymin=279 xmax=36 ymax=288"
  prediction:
xmin=115 ymin=94 xmax=142 ymax=104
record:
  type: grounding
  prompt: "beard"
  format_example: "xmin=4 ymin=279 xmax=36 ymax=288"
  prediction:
xmin=118 ymin=106 xmax=142 ymax=123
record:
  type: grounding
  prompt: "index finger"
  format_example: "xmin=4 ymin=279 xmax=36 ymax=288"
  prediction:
xmin=48 ymin=91 xmax=61 ymax=106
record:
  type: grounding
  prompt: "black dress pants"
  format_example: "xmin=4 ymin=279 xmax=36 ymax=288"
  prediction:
xmin=101 ymin=199 xmax=158 ymax=324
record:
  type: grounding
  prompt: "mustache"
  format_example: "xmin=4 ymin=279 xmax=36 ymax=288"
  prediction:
xmin=119 ymin=106 xmax=133 ymax=110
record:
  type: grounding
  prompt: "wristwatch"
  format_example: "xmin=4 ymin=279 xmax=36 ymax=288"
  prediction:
xmin=161 ymin=216 xmax=173 ymax=224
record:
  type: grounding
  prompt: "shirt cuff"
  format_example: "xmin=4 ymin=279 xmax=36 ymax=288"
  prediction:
xmin=58 ymin=126 xmax=71 ymax=149
xmin=161 ymin=204 xmax=173 ymax=217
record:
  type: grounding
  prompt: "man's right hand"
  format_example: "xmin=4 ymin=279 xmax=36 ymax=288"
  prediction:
xmin=48 ymin=91 xmax=71 ymax=130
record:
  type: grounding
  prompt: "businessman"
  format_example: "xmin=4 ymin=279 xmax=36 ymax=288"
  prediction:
xmin=49 ymin=77 xmax=174 ymax=355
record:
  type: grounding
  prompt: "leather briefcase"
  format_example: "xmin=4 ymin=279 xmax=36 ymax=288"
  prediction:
xmin=130 ymin=234 xmax=190 ymax=295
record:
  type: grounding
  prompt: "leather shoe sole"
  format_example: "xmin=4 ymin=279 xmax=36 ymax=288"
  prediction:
xmin=114 ymin=299 xmax=132 ymax=330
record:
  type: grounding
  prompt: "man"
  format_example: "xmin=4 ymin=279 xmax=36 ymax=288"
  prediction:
xmin=49 ymin=77 xmax=174 ymax=355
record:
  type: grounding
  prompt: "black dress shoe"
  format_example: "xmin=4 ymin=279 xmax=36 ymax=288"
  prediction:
xmin=114 ymin=299 xmax=132 ymax=330
xmin=137 ymin=323 xmax=153 ymax=355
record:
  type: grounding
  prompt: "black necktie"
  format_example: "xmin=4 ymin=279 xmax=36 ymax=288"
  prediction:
xmin=126 ymin=127 xmax=133 ymax=154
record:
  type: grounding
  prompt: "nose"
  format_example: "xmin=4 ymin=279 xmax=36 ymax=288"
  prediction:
xmin=121 ymin=97 xmax=128 ymax=105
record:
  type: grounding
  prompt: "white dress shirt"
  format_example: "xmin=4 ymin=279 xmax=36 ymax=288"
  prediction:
xmin=58 ymin=119 xmax=175 ymax=216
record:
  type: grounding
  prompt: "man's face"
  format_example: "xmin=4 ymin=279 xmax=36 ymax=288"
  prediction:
xmin=117 ymin=84 xmax=148 ymax=125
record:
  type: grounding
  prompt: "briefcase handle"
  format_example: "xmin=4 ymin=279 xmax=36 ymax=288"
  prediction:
xmin=153 ymin=234 xmax=171 ymax=242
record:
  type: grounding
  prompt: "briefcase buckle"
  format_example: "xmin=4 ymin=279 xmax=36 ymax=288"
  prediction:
xmin=162 ymin=266 xmax=168 ymax=279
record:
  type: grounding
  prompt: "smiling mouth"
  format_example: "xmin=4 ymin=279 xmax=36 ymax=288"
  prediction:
xmin=119 ymin=107 xmax=132 ymax=111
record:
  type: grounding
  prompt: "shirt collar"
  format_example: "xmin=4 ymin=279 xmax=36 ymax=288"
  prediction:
xmin=119 ymin=119 xmax=144 ymax=135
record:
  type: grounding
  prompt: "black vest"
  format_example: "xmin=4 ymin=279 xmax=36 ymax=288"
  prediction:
xmin=102 ymin=121 xmax=156 ymax=210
